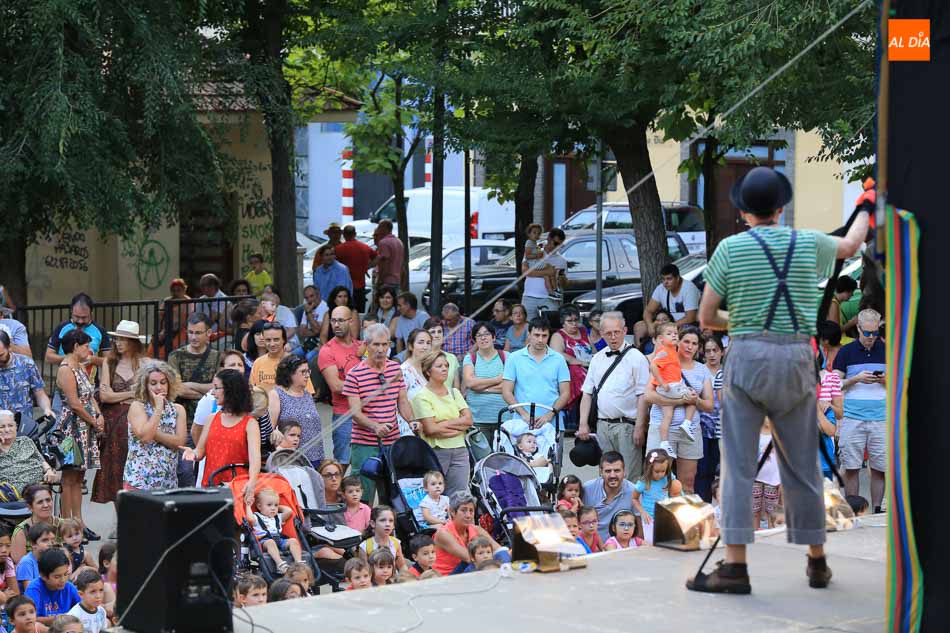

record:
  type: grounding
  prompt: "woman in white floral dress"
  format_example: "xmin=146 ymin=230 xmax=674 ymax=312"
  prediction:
xmin=124 ymin=362 xmax=187 ymax=490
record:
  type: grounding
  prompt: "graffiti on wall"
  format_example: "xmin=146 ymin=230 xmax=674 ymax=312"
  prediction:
xmin=240 ymin=202 xmax=273 ymax=265
xmin=44 ymin=232 xmax=89 ymax=272
xmin=122 ymin=232 xmax=171 ymax=291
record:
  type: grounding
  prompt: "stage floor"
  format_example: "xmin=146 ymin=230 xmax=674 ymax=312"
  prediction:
xmin=236 ymin=514 xmax=886 ymax=633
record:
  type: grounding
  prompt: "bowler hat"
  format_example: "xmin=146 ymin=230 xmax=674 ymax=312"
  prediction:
xmin=570 ymin=436 xmax=602 ymax=468
xmin=730 ymin=167 xmax=793 ymax=215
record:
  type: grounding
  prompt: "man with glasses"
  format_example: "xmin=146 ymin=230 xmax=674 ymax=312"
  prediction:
xmin=343 ymin=323 xmax=414 ymax=503
xmin=45 ymin=293 xmax=111 ymax=375
xmin=833 ymin=308 xmax=886 ymax=512
xmin=488 ymin=300 xmax=512 ymax=350
xmin=520 ymin=228 xmax=567 ymax=319
xmin=318 ymin=306 xmax=362 ymax=467
xmin=577 ymin=312 xmax=650 ymax=481
xmin=0 ymin=330 xmax=54 ymax=435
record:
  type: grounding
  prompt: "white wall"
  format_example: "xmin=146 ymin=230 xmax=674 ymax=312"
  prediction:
xmin=307 ymin=123 xmax=350 ymax=236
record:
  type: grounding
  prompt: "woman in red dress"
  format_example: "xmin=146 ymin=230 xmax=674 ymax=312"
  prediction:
xmin=183 ymin=369 xmax=260 ymax=503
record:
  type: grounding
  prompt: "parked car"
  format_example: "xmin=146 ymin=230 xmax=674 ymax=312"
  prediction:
xmin=571 ymin=250 xmax=865 ymax=326
xmin=572 ymin=252 xmax=707 ymax=325
xmin=560 ymin=201 xmax=707 ymax=254
xmin=408 ymin=239 xmax=514 ymax=303
xmin=427 ymin=231 xmax=688 ymax=313
xmin=346 ymin=186 xmax=516 ymax=242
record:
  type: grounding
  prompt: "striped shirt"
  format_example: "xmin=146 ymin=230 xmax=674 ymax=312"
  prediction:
xmin=342 ymin=359 xmax=405 ymax=446
xmin=705 ymin=226 xmax=837 ymax=336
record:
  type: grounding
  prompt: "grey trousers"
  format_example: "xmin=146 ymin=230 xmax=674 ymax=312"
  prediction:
xmin=434 ymin=447 xmax=471 ymax=498
xmin=521 ymin=295 xmax=558 ymax=320
xmin=597 ymin=421 xmax=642 ymax=482
xmin=720 ymin=334 xmax=826 ymax=546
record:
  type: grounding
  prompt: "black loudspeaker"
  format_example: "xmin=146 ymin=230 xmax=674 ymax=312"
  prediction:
xmin=117 ymin=488 xmax=236 ymax=633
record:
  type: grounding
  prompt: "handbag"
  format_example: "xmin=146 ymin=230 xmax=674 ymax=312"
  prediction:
xmin=587 ymin=345 xmax=634 ymax=432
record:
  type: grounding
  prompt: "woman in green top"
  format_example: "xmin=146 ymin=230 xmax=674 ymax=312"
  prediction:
xmin=412 ymin=351 xmax=473 ymax=497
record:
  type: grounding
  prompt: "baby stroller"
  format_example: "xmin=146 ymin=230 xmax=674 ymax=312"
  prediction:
xmin=491 ymin=403 xmax=564 ymax=496
xmin=370 ymin=436 xmax=444 ymax=542
xmin=266 ymin=451 xmax=361 ymax=590
xmin=471 ymin=451 xmax=553 ymax=546
xmin=221 ymin=468 xmax=322 ymax=585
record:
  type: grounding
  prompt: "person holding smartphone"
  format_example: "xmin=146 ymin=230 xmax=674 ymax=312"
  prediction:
xmin=833 ymin=308 xmax=887 ymax=513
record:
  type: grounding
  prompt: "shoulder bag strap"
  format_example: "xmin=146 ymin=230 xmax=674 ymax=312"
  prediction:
xmin=188 ymin=346 xmax=213 ymax=383
xmin=595 ymin=345 xmax=634 ymax=395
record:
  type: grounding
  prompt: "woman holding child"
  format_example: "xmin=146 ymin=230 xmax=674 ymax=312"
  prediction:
xmin=642 ymin=326 xmax=714 ymax=493
xmin=412 ymin=352 xmax=473 ymax=497
xmin=433 ymin=491 xmax=503 ymax=575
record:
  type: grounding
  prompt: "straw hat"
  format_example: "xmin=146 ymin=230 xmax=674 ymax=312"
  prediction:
xmin=108 ymin=320 xmax=149 ymax=344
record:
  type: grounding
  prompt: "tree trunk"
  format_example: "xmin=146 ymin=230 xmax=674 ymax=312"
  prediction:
xmin=393 ymin=77 xmax=410 ymax=291
xmin=701 ymin=136 xmax=720 ymax=255
xmin=607 ymin=125 xmax=669 ymax=298
xmin=514 ymin=153 xmax=540 ymax=275
xmin=2 ymin=237 xmax=27 ymax=308
xmin=259 ymin=3 xmax=299 ymax=306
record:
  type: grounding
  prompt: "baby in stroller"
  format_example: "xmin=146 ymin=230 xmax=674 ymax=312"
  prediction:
xmin=514 ymin=433 xmax=549 ymax=467
xmin=246 ymin=487 xmax=304 ymax=574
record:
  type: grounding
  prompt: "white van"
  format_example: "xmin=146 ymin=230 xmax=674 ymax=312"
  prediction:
xmin=348 ymin=187 xmax=515 ymax=241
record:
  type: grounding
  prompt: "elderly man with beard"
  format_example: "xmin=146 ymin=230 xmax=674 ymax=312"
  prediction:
xmin=582 ymin=451 xmax=636 ymax=542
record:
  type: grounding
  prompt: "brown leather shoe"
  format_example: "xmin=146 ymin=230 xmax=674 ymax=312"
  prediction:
xmin=686 ymin=561 xmax=751 ymax=594
xmin=807 ymin=555 xmax=832 ymax=588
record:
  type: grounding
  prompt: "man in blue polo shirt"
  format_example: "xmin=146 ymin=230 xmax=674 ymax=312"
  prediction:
xmin=501 ymin=318 xmax=570 ymax=428
xmin=582 ymin=451 xmax=636 ymax=542
xmin=833 ymin=308 xmax=886 ymax=512
xmin=44 ymin=293 xmax=111 ymax=374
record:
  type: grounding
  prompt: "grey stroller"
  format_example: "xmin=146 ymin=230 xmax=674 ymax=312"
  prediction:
xmin=471 ymin=451 xmax=554 ymax=546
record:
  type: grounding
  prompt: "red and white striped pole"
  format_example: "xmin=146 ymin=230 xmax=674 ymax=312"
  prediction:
xmin=424 ymin=136 xmax=433 ymax=189
xmin=341 ymin=148 xmax=354 ymax=222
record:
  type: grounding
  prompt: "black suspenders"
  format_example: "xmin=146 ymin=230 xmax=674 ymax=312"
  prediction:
xmin=747 ymin=229 xmax=800 ymax=332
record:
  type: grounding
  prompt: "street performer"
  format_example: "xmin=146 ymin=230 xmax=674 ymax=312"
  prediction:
xmin=688 ymin=166 xmax=870 ymax=594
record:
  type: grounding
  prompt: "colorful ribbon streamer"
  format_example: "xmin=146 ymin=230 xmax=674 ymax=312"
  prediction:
xmin=886 ymin=205 xmax=922 ymax=633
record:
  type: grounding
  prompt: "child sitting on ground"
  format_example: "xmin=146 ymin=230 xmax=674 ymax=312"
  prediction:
xmin=604 ymin=510 xmax=643 ymax=550
xmin=343 ymin=559 xmax=372 ymax=591
xmin=368 ymin=549 xmax=396 ymax=586
xmin=233 ymin=574 xmax=267 ymax=608
xmin=24 ymin=549 xmax=79 ymax=627
xmin=17 ymin=524 xmax=56 ymax=593
xmin=418 ymin=471 xmax=450 ymax=527
xmin=283 ymin=563 xmax=315 ymax=597
xmin=754 ymin=419 xmax=782 ymax=530
xmin=632 ymin=449 xmax=682 ymax=531
xmin=6 ymin=596 xmax=39 ymax=633
xmin=245 ymin=488 xmax=304 ymax=574
xmin=342 ymin=476 xmax=371 ymax=533
xmin=66 ymin=569 xmax=108 ymax=633
xmin=408 ymin=535 xmax=438 ymax=578
xmin=650 ymin=323 xmax=697 ymax=457
xmin=0 ymin=526 xmax=17 ymax=606
xmin=463 ymin=537 xmax=495 ymax=573
xmin=57 ymin=521 xmax=95 ymax=581
xmin=847 ymin=495 xmax=870 ymax=516
xmin=577 ymin=506 xmax=602 ymax=553
xmin=50 ymin=615 xmax=82 ymax=633
xmin=266 ymin=579 xmax=304 ymax=603
xmin=98 ymin=548 xmax=116 ymax=621
xmin=359 ymin=506 xmax=409 ymax=573
xmin=514 ymin=433 xmax=549 ymax=467
xmin=556 ymin=475 xmax=582 ymax=512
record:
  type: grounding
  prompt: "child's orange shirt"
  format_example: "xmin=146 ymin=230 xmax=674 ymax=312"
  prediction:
xmin=650 ymin=341 xmax=682 ymax=387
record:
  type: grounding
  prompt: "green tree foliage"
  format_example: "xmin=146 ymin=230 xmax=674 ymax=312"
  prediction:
xmin=0 ymin=0 xmax=242 ymax=305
